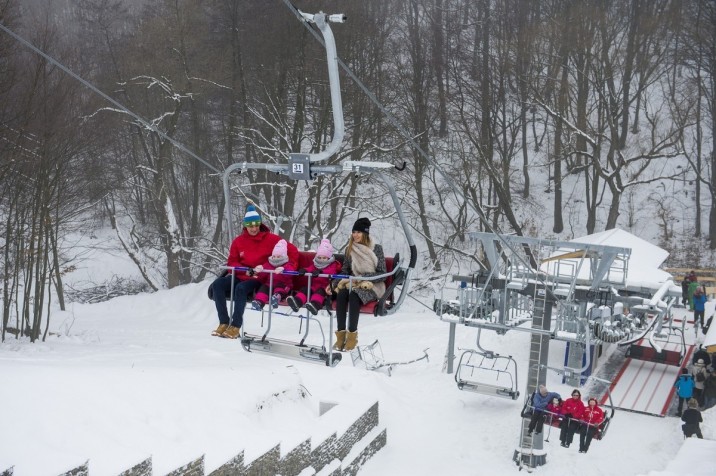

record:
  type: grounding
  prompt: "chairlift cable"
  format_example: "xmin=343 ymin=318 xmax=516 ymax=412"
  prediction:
xmin=0 ymin=21 xmax=221 ymax=176
xmin=0 ymin=20 xmax=328 ymax=249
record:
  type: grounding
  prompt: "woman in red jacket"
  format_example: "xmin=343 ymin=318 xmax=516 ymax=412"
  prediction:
xmin=559 ymin=389 xmax=586 ymax=448
xmin=210 ymin=205 xmax=298 ymax=339
xmin=579 ymin=397 xmax=605 ymax=453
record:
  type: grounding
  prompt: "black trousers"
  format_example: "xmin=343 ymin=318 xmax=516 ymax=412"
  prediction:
xmin=683 ymin=423 xmax=703 ymax=439
xmin=335 ymin=288 xmax=362 ymax=332
xmin=695 ymin=309 xmax=705 ymax=327
xmin=579 ymin=425 xmax=598 ymax=452
xmin=527 ymin=411 xmax=545 ymax=434
xmin=559 ymin=418 xmax=580 ymax=445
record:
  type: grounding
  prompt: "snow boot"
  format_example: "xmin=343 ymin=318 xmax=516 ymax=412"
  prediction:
xmin=344 ymin=331 xmax=358 ymax=351
xmin=270 ymin=293 xmax=281 ymax=309
xmin=333 ymin=330 xmax=347 ymax=351
xmin=222 ymin=325 xmax=241 ymax=339
xmin=212 ymin=323 xmax=229 ymax=336
xmin=251 ymin=299 xmax=264 ymax=311
xmin=286 ymin=295 xmax=302 ymax=313
xmin=305 ymin=301 xmax=321 ymax=316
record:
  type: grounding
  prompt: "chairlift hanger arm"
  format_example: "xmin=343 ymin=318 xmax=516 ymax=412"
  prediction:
xmin=296 ymin=10 xmax=345 ymax=164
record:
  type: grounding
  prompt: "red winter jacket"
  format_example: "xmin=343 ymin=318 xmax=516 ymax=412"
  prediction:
xmin=546 ymin=402 xmax=562 ymax=416
xmin=226 ymin=225 xmax=298 ymax=280
xmin=304 ymin=260 xmax=342 ymax=293
xmin=256 ymin=241 xmax=300 ymax=292
xmin=581 ymin=404 xmax=605 ymax=427
xmin=256 ymin=261 xmax=297 ymax=294
xmin=560 ymin=396 xmax=586 ymax=420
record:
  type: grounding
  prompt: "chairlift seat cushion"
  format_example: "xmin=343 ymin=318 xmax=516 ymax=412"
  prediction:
xmin=626 ymin=344 xmax=682 ymax=366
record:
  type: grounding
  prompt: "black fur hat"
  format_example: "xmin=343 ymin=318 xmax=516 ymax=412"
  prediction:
xmin=352 ymin=217 xmax=371 ymax=235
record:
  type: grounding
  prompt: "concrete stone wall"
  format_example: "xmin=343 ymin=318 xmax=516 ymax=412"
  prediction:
xmin=58 ymin=461 xmax=88 ymax=476
xmin=52 ymin=401 xmax=386 ymax=476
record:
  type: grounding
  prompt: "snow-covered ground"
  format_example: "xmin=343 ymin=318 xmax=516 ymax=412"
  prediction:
xmin=1 ymin=276 xmax=715 ymax=476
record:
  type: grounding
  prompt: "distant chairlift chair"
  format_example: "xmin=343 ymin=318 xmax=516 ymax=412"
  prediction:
xmin=623 ymin=312 xmax=685 ymax=367
xmin=455 ymin=349 xmax=520 ymax=400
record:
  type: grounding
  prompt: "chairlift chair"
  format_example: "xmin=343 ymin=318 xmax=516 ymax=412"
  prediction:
xmin=623 ymin=318 xmax=685 ymax=367
xmin=455 ymin=349 xmax=520 ymax=400
xmin=524 ymin=366 xmax=616 ymax=441
xmin=208 ymin=10 xmax=416 ymax=368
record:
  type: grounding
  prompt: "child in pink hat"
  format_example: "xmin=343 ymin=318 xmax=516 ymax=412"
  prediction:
xmin=251 ymin=239 xmax=297 ymax=310
xmin=287 ymin=239 xmax=341 ymax=315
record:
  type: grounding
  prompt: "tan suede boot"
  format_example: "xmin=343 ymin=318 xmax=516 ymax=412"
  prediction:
xmin=344 ymin=331 xmax=358 ymax=351
xmin=221 ymin=325 xmax=241 ymax=339
xmin=333 ymin=330 xmax=347 ymax=351
xmin=212 ymin=323 xmax=229 ymax=337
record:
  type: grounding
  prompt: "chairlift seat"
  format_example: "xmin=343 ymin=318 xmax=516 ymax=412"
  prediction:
xmin=594 ymin=416 xmax=610 ymax=440
xmin=456 ymin=380 xmax=520 ymax=400
xmin=241 ymin=333 xmax=342 ymax=367
xmin=626 ymin=344 xmax=683 ymax=366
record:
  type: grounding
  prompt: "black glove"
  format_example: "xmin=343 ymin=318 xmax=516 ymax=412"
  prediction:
xmin=297 ymin=268 xmax=307 ymax=275
xmin=311 ymin=269 xmax=321 ymax=277
xmin=247 ymin=268 xmax=256 ymax=277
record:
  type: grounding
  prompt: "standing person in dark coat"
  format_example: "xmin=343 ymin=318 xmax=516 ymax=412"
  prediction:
xmin=527 ymin=385 xmax=561 ymax=435
xmin=703 ymin=368 xmax=716 ymax=410
xmin=693 ymin=359 xmax=708 ymax=407
xmin=681 ymin=398 xmax=703 ymax=439
xmin=692 ymin=345 xmax=712 ymax=367
xmin=559 ymin=389 xmax=586 ymax=448
xmin=673 ymin=368 xmax=695 ymax=417
xmin=682 ymin=276 xmax=691 ymax=306
xmin=328 ymin=217 xmax=386 ymax=352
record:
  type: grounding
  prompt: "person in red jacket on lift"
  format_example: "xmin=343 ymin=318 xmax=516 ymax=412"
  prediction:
xmin=210 ymin=205 xmax=298 ymax=339
xmin=559 ymin=389 xmax=586 ymax=448
xmin=579 ymin=397 xmax=605 ymax=453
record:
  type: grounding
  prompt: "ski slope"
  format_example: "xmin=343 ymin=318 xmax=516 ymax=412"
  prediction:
xmin=1 ymin=281 xmax=715 ymax=476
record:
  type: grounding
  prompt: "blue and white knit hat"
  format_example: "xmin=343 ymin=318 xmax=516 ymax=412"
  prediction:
xmin=243 ymin=205 xmax=261 ymax=225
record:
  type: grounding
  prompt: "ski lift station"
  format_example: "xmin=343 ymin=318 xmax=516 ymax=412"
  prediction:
xmin=3 ymin=3 xmax=714 ymax=473
xmin=434 ymin=227 xmax=700 ymax=470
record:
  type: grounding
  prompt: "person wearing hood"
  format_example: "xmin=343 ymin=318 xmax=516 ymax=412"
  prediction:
xmin=210 ymin=205 xmax=298 ymax=339
xmin=673 ymin=368 xmax=695 ymax=417
xmin=327 ymin=217 xmax=386 ymax=352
